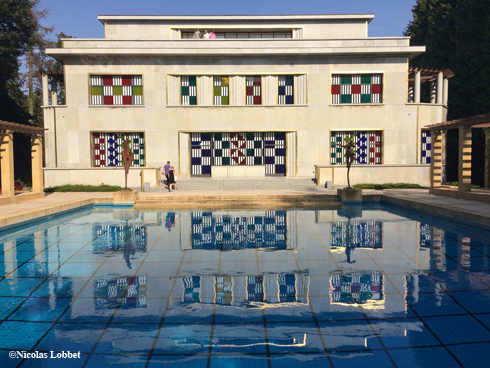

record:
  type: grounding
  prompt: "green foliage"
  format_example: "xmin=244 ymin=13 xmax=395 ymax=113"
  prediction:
xmin=442 ymin=182 xmax=480 ymax=189
xmin=352 ymin=183 xmax=427 ymax=189
xmin=44 ymin=184 xmax=128 ymax=192
xmin=405 ymin=0 xmax=490 ymax=185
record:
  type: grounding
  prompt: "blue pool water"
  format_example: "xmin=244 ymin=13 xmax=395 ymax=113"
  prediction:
xmin=0 ymin=204 xmax=490 ymax=367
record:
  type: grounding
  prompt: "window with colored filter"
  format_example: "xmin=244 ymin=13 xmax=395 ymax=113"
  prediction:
xmin=92 ymin=132 xmax=145 ymax=167
xmin=331 ymin=74 xmax=382 ymax=104
xmin=213 ymin=76 xmax=229 ymax=105
xmin=278 ymin=76 xmax=294 ymax=104
xmin=330 ymin=131 xmax=382 ymax=165
xmin=90 ymin=75 xmax=143 ymax=105
xmin=181 ymin=76 xmax=197 ymax=105
xmin=421 ymin=130 xmax=432 ymax=164
xmin=246 ymin=76 xmax=261 ymax=105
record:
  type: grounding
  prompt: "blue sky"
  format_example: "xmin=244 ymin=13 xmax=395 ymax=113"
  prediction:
xmin=39 ymin=0 xmax=417 ymax=40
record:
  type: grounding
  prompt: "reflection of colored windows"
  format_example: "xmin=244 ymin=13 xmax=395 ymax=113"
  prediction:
xmin=278 ymin=75 xmax=294 ymax=104
xmin=90 ymin=75 xmax=143 ymax=105
xmin=213 ymin=76 xmax=229 ymax=105
xmin=331 ymin=74 xmax=382 ymax=104
xmin=183 ymin=276 xmax=201 ymax=302
xmin=421 ymin=130 xmax=432 ymax=164
xmin=181 ymin=76 xmax=197 ymax=105
xmin=92 ymin=132 xmax=145 ymax=167
xmin=246 ymin=76 xmax=261 ymax=105
xmin=216 ymin=276 xmax=232 ymax=305
xmin=330 ymin=131 xmax=382 ymax=165
xmin=247 ymin=276 xmax=264 ymax=302
xmin=279 ymin=274 xmax=296 ymax=302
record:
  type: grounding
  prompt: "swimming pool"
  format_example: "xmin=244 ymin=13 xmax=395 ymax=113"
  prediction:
xmin=0 ymin=204 xmax=489 ymax=367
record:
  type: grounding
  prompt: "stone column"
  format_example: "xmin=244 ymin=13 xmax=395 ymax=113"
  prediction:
xmin=430 ymin=81 xmax=437 ymax=104
xmin=408 ymin=86 xmax=414 ymax=103
xmin=414 ymin=71 xmax=421 ymax=104
xmin=485 ymin=130 xmax=489 ymax=188
xmin=436 ymin=72 xmax=443 ymax=105
xmin=443 ymin=78 xmax=449 ymax=106
xmin=0 ymin=130 xmax=15 ymax=197
xmin=430 ymin=130 xmax=442 ymax=193
xmin=458 ymin=126 xmax=472 ymax=192
xmin=441 ymin=131 xmax=447 ymax=183
xmin=42 ymin=73 xmax=49 ymax=106
xmin=51 ymin=79 xmax=58 ymax=106
xmin=31 ymin=135 xmax=44 ymax=193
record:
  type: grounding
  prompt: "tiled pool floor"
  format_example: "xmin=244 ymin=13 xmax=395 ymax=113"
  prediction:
xmin=0 ymin=204 xmax=489 ymax=367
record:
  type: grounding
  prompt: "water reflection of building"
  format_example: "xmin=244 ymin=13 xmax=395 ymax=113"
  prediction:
xmin=92 ymin=224 xmax=147 ymax=253
xmin=190 ymin=211 xmax=294 ymax=250
xmin=94 ymin=276 xmax=148 ymax=309
xmin=331 ymin=220 xmax=383 ymax=249
xmin=182 ymin=274 xmax=309 ymax=306
xmin=330 ymin=272 xmax=383 ymax=307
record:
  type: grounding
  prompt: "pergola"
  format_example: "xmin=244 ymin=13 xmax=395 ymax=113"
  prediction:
xmin=425 ymin=113 xmax=490 ymax=199
xmin=0 ymin=120 xmax=46 ymax=199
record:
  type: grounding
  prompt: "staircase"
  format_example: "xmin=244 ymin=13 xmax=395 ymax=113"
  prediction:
xmin=155 ymin=177 xmax=323 ymax=191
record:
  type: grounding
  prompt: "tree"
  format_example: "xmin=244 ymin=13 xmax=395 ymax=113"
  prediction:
xmin=0 ymin=0 xmax=38 ymax=123
xmin=405 ymin=0 xmax=490 ymax=185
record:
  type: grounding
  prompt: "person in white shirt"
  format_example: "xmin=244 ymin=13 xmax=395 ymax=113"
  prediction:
xmin=203 ymin=30 xmax=210 ymax=39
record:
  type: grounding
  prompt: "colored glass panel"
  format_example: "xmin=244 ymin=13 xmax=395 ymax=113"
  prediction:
xmin=92 ymin=132 xmax=145 ymax=168
xmin=90 ymin=75 xmax=143 ymax=106
xmin=278 ymin=76 xmax=294 ymax=105
xmin=246 ymin=76 xmax=261 ymax=105
xmin=332 ymin=74 xmax=383 ymax=104
xmin=330 ymin=131 xmax=382 ymax=165
xmin=213 ymin=76 xmax=230 ymax=105
xmin=181 ymin=76 xmax=197 ymax=106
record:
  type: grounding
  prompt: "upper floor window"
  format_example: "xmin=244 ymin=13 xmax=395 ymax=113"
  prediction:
xmin=90 ymin=75 xmax=143 ymax=106
xmin=331 ymin=74 xmax=382 ymax=104
xmin=181 ymin=76 xmax=197 ymax=105
xmin=181 ymin=31 xmax=292 ymax=39
xmin=278 ymin=76 xmax=294 ymax=105
xmin=246 ymin=76 xmax=261 ymax=105
xmin=214 ymin=76 xmax=229 ymax=105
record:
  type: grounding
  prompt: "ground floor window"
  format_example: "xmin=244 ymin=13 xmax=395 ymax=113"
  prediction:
xmin=190 ymin=132 xmax=285 ymax=176
xmin=330 ymin=131 xmax=382 ymax=165
xmin=421 ymin=130 xmax=432 ymax=164
xmin=92 ymin=132 xmax=145 ymax=167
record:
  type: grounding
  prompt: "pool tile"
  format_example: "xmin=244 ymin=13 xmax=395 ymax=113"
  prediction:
xmin=210 ymin=354 xmax=269 ymax=368
xmin=0 ymin=320 xmax=53 ymax=350
xmin=0 ymin=277 xmax=46 ymax=297
xmin=31 ymin=277 xmax=90 ymax=298
xmin=388 ymin=346 xmax=461 ymax=368
xmin=93 ymin=324 xmax=159 ymax=354
xmin=36 ymin=323 xmax=105 ymax=352
xmin=112 ymin=298 xmax=168 ymax=324
xmin=162 ymin=298 xmax=214 ymax=324
xmin=448 ymin=342 xmax=490 ymax=368
xmin=214 ymin=303 xmax=264 ymax=323
xmin=429 ymin=271 xmax=489 ymax=292
xmin=405 ymin=292 xmax=467 ymax=317
xmin=8 ymin=297 xmax=72 ymax=322
xmin=423 ymin=315 xmax=490 ymax=344
xmin=270 ymin=353 xmax=332 ymax=368
xmin=58 ymin=298 xmax=115 ymax=323
xmin=371 ymin=318 xmax=440 ymax=348
xmin=328 ymin=350 xmax=394 ymax=368
xmin=319 ymin=320 xmax=382 ymax=351
xmin=152 ymin=324 xmax=212 ymax=354
xmin=0 ymin=297 xmax=26 ymax=321
xmin=449 ymin=290 xmax=490 ymax=313
xmin=209 ymin=324 xmax=267 ymax=354
xmin=309 ymin=296 xmax=365 ymax=321
xmin=148 ymin=354 xmax=209 ymax=368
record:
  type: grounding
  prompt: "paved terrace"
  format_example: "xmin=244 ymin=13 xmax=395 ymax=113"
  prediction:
xmin=0 ymin=183 xmax=489 ymax=231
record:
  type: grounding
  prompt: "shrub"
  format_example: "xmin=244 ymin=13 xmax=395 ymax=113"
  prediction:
xmin=352 ymin=183 xmax=426 ymax=189
xmin=44 ymin=184 xmax=128 ymax=192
